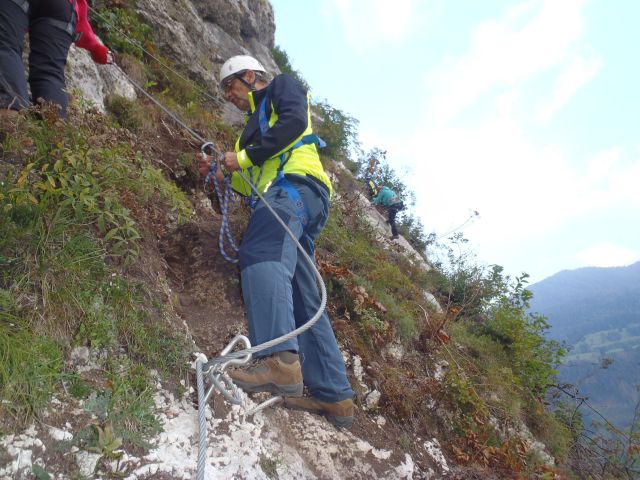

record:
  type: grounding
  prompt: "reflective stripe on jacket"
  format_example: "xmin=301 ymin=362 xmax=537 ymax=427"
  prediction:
xmin=229 ymin=74 xmax=332 ymax=197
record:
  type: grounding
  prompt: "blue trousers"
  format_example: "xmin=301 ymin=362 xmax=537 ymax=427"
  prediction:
xmin=239 ymin=176 xmax=354 ymax=403
xmin=0 ymin=0 xmax=74 ymax=115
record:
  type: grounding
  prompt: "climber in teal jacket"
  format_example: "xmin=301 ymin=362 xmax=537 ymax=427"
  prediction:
xmin=372 ymin=185 xmax=404 ymax=240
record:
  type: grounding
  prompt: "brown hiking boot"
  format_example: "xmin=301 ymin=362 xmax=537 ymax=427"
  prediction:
xmin=228 ymin=351 xmax=303 ymax=397
xmin=283 ymin=396 xmax=354 ymax=428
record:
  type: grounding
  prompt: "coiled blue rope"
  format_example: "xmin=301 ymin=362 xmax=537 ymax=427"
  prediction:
xmin=205 ymin=159 xmax=240 ymax=264
xmin=204 ymin=155 xmax=265 ymax=264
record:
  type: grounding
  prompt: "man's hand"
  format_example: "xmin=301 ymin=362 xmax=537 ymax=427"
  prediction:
xmin=197 ymin=153 xmax=214 ymax=177
xmin=197 ymin=152 xmax=225 ymax=183
xmin=222 ymin=152 xmax=240 ymax=172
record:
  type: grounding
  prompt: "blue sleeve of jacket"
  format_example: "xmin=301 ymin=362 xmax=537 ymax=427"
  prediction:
xmin=245 ymin=74 xmax=308 ymax=166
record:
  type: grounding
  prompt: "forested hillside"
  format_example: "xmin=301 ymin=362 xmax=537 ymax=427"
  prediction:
xmin=529 ymin=262 xmax=640 ymax=432
xmin=530 ymin=262 xmax=640 ymax=343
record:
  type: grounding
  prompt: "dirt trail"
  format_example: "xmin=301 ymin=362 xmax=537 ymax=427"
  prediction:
xmin=160 ymin=217 xmax=246 ymax=355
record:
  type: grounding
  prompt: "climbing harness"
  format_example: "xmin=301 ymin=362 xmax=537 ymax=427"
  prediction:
xmin=255 ymin=94 xmax=326 ymax=227
xmin=47 ymin=0 xmax=82 ymax=41
xmin=243 ymin=164 xmax=264 ymax=210
xmin=9 ymin=0 xmax=81 ymax=40
xmin=201 ymin=93 xmax=326 ymax=262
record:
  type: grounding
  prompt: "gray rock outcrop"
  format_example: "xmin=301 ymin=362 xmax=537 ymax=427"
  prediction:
xmin=66 ymin=46 xmax=136 ymax=112
xmin=67 ymin=0 xmax=279 ymax=120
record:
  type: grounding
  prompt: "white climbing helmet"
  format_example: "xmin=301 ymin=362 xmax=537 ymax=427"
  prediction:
xmin=219 ymin=55 xmax=266 ymax=86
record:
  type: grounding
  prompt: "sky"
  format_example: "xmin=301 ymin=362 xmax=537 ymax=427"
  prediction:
xmin=268 ymin=0 xmax=640 ymax=284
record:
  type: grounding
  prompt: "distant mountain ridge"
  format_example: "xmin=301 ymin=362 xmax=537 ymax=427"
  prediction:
xmin=528 ymin=261 xmax=640 ymax=430
xmin=529 ymin=261 xmax=640 ymax=343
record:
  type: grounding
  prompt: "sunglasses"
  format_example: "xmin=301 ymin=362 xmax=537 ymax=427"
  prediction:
xmin=221 ymin=72 xmax=247 ymax=91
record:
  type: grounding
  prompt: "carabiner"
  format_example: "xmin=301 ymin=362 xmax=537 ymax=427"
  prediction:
xmin=200 ymin=141 xmax=217 ymax=156
xmin=201 ymin=141 xmax=229 ymax=177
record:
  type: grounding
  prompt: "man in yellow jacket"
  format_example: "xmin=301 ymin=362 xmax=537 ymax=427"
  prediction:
xmin=198 ymin=55 xmax=354 ymax=427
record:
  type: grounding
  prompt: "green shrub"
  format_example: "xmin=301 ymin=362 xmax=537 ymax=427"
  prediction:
xmin=478 ymin=274 xmax=566 ymax=394
xmin=91 ymin=8 xmax=151 ymax=60
xmin=443 ymin=367 xmax=487 ymax=430
xmin=105 ymin=94 xmax=150 ymax=133
xmin=0 ymin=113 xmax=189 ymax=432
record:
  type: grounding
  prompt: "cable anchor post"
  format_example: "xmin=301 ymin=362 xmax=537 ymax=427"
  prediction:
xmin=201 ymin=335 xmax=252 ymax=405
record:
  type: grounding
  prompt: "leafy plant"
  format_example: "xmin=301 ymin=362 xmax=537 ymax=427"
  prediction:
xmin=91 ymin=8 xmax=151 ymax=60
xmin=478 ymin=273 xmax=566 ymax=394
xmin=259 ymin=454 xmax=282 ymax=480
xmin=6 ymin=138 xmax=142 ymax=262
xmin=87 ymin=422 xmax=123 ymax=458
xmin=31 ymin=465 xmax=51 ymax=480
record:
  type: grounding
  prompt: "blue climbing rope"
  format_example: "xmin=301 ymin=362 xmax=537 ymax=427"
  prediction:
xmin=201 ymin=143 xmax=269 ymax=264
xmin=204 ymin=156 xmax=240 ymax=264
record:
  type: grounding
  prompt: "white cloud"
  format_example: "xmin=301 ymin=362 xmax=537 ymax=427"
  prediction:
xmin=374 ymin=0 xmax=633 ymax=247
xmin=383 ymin=106 xmax=640 ymax=247
xmin=580 ymin=147 xmax=640 ymax=210
xmin=426 ymin=0 xmax=588 ymax=123
xmin=575 ymin=243 xmax=640 ymax=267
xmin=536 ymin=54 xmax=602 ymax=122
xmin=322 ymin=0 xmax=419 ymax=52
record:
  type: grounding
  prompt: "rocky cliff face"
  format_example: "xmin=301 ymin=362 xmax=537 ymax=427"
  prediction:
xmin=68 ymin=0 xmax=278 ymax=124
xmin=134 ymin=0 xmax=278 ymax=85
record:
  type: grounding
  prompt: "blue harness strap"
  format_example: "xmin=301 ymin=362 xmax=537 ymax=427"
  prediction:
xmin=244 ymin=165 xmax=263 ymax=210
xmin=272 ymin=170 xmax=309 ymax=226
xmin=258 ymin=97 xmax=326 ymax=160
xmin=255 ymin=96 xmax=325 ymax=226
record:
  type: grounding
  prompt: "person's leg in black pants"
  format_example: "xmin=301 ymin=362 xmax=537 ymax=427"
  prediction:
xmin=0 ymin=1 xmax=30 ymax=110
xmin=28 ymin=0 xmax=74 ymax=116
xmin=388 ymin=205 xmax=401 ymax=239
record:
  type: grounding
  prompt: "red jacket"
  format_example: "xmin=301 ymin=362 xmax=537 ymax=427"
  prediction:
xmin=73 ymin=0 xmax=109 ymax=64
